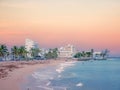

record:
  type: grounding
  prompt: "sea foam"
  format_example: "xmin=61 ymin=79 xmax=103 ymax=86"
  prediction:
xmin=76 ymin=82 xmax=83 ymax=87
xmin=32 ymin=72 xmax=53 ymax=80
xmin=37 ymin=85 xmax=53 ymax=90
xmin=56 ymin=61 xmax=77 ymax=74
xmin=46 ymin=81 xmax=51 ymax=86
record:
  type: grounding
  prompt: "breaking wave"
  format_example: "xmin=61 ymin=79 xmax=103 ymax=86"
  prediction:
xmin=56 ymin=61 xmax=77 ymax=74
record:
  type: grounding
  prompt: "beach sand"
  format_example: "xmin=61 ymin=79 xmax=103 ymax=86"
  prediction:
xmin=0 ymin=60 xmax=65 ymax=90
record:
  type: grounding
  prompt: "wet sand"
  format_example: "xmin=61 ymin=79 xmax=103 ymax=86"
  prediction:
xmin=0 ymin=60 xmax=65 ymax=90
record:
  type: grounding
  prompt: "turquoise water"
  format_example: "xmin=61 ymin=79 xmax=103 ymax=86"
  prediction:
xmin=22 ymin=58 xmax=120 ymax=90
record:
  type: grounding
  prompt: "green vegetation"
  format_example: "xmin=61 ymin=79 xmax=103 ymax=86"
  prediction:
xmin=11 ymin=46 xmax=28 ymax=60
xmin=30 ymin=48 xmax=41 ymax=59
xmin=0 ymin=44 xmax=109 ymax=61
xmin=45 ymin=48 xmax=58 ymax=59
xmin=0 ymin=44 xmax=59 ymax=61
xmin=18 ymin=46 xmax=28 ymax=60
xmin=74 ymin=52 xmax=81 ymax=58
xmin=74 ymin=50 xmax=93 ymax=59
xmin=11 ymin=46 xmax=19 ymax=60
xmin=0 ymin=44 xmax=8 ymax=60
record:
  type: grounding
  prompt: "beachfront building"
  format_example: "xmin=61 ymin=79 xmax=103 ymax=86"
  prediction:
xmin=25 ymin=39 xmax=39 ymax=58
xmin=58 ymin=44 xmax=76 ymax=58
xmin=93 ymin=52 xmax=103 ymax=60
xmin=93 ymin=50 xmax=109 ymax=60
xmin=38 ymin=48 xmax=48 ymax=59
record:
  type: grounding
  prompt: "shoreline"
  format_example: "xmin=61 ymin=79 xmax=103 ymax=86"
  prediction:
xmin=0 ymin=60 xmax=66 ymax=90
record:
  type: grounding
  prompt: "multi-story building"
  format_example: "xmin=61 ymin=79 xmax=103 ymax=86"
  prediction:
xmin=58 ymin=44 xmax=76 ymax=58
xmin=25 ymin=39 xmax=39 ymax=58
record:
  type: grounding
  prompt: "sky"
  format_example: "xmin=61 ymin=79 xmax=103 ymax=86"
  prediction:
xmin=0 ymin=0 xmax=120 ymax=56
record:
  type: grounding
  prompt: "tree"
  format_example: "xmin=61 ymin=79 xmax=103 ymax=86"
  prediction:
xmin=0 ymin=44 xmax=8 ymax=60
xmin=45 ymin=50 xmax=52 ymax=59
xmin=19 ymin=46 xmax=28 ymax=60
xmin=91 ymin=49 xmax=94 ymax=57
xmin=45 ymin=48 xmax=58 ymax=59
xmin=30 ymin=48 xmax=41 ymax=59
xmin=81 ymin=51 xmax=86 ymax=57
xmin=11 ymin=46 xmax=19 ymax=60
xmin=101 ymin=49 xmax=109 ymax=59
xmin=86 ymin=52 xmax=92 ymax=57
xmin=0 ymin=46 xmax=3 ymax=57
xmin=52 ymin=48 xmax=58 ymax=59
xmin=74 ymin=52 xmax=81 ymax=58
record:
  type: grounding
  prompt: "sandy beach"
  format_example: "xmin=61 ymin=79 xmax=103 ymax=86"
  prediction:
xmin=0 ymin=60 xmax=65 ymax=90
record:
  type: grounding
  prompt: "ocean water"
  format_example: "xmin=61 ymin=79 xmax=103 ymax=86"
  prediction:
xmin=22 ymin=58 xmax=120 ymax=90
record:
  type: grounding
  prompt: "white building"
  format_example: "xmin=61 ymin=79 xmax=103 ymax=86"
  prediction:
xmin=93 ymin=52 xmax=103 ymax=60
xmin=38 ymin=48 xmax=48 ymax=58
xmin=25 ymin=39 xmax=39 ymax=58
xmin=93 ymin=50 xmax=109 ymax=60
xmin=58 ymin=44 xmax=76 ymax=58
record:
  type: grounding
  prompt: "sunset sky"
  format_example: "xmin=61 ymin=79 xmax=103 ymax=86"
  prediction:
xmin=0 ymin=0 xmax=120 ymax=56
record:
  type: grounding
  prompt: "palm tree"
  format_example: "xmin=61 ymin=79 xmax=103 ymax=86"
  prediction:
xmin=74 ymin=52 xmax=81 ymax=58
xmin=91 ymin=49 xmax=94 ymax=58
xmin=19 ymin=46 xmax=28 ymax=60
xmin=101 ymin=49 xmax=109 ymax=59
xmin=52 ymin=48 xmax=58 ymax=59
xmin=86 ymin=52 xmax=92 ymax=57
xmin=81 ymin=51 xmax=86 ymax=57
xmin=0 ymin=46 xmax=3 ymax=58
xmin=0 ymin=44 xmax=8 ymax=60
xmin=11 ymin=46 xmax=19 ymax=60
xmin=45 ymin=48 xmax=58 ymax=59
xmin=30 ymin=48 xmax=41 ymax=59
xmin=45 ymin=49 xmax=53 ymax=59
